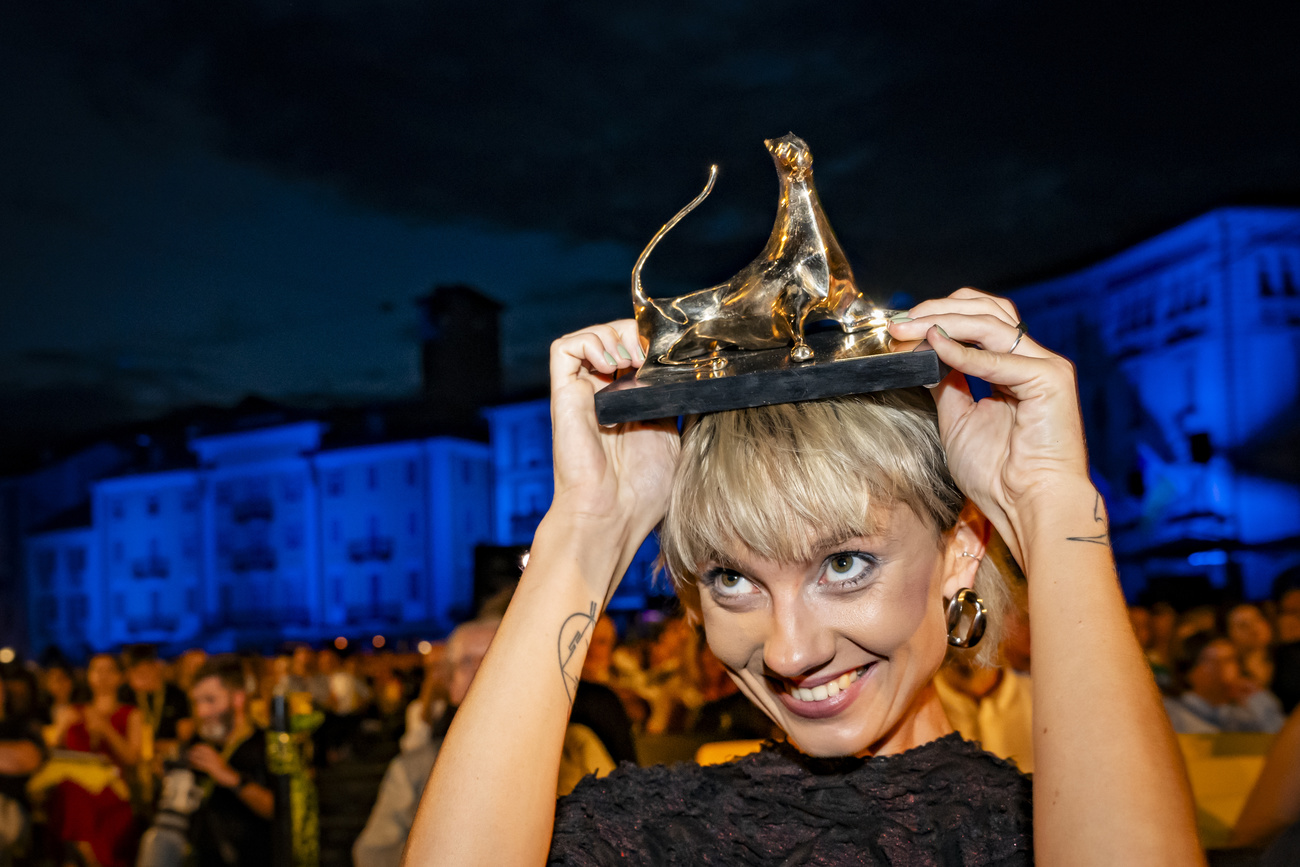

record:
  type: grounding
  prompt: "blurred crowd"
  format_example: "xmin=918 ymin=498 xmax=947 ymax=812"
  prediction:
xmin=4 ymin=582 xmax=1300 ymax=865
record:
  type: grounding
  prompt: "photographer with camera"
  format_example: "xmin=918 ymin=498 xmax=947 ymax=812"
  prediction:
xmin=138 ymin=656 xmax=272 ymax=867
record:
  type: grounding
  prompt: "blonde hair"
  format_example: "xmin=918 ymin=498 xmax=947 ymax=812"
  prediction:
xmin=659 ymin=390 xmax=1014 ymax=668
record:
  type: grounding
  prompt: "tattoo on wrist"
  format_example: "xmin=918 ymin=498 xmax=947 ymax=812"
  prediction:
xmin=558 ymin=601 xmax=598 ymax=704
xmin=1066 ymin=492 xmax=1110 ymax=546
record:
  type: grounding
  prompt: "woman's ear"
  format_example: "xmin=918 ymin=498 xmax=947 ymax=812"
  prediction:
xmin=941 ymin=501 xmax=991 ymax=600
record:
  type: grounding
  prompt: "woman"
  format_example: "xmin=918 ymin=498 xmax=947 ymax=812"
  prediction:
xmin=405 ymin=289 xmax=1201 ymax=864
xmin=47 ymin=654 xmax=142 ymax=867
xmin=1228 ymin=602 xmax=1275 ymax=689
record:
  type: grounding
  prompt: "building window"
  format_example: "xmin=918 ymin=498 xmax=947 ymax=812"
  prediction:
xmin=146 ymin=495 xmax=160 ymax=516
xmin=408 ymin=570 xmax=421 ymax=600
xmin=111 ymin=499 xmax=125 ymax=519
xmin=216 ymin=483 xmax=233 ymax=506
xmin=186 ymin=586 xmax=197 ymax=614
xmin=282 ymin=477 xmax=303 ymax=503
xmin=325 ymin=471 xmax=345 ymax=497
xmin=43 ymin=596 xmax=58 ymax=624
xmin=67 ymin=547 xmax=86 ymax=587
xmin=182 ymin=534 xmax=199 ymax=559
xmin=285 ymin=523 xmax=303 ymax=550
xmin=35 ymin=549 xmax=56 ymax=588
xmin=408 ymin=511 xmax=419 ymax=537
xmin=181 ymin=489 xmax=199 ymax=513
xmin=114 ymin=594 xmax=125 ymax=617
xmin=70 ymin=594 xmax=87 ymax=624
xmin=332 ymin=577 xmax=343 ymax=605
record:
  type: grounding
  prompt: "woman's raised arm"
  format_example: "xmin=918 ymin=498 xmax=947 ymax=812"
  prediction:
xmin=890 ymin=288 xmax=1204 ymax=866
xmin=402 ymin=320 xmax=679 ymax=867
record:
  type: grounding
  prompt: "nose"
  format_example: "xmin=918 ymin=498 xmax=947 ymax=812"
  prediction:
xmin=763 ymin=596 xmax=836 ymax=680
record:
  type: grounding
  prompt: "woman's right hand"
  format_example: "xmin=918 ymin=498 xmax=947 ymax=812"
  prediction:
xmin=547 ymin=320 xmax=680 ymax=580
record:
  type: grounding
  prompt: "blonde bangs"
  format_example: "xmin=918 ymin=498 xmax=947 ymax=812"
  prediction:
xmin=660 ymin=391 xmax=964 ymax=587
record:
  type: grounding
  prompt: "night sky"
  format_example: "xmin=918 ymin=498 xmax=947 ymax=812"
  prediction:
xmin=3 ymin=2 xmax=1299 ymax=464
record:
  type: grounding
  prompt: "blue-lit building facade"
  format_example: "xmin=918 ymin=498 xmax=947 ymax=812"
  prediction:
xmin=1010 ymin=207 xmax=1300 ymax=602
xmin=25 ymin=423 xmax=492 ymax=658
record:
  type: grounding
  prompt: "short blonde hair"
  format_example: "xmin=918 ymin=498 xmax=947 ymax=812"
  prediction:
xmin=659 ymin=390 xmax=1013 ymax=668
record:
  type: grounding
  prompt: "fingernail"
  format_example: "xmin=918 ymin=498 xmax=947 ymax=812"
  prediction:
xmin=889 ymin=313 xmax=913 ymax=323
xmin=935 ymin=325 xmax=951 ymax=340
xmin=603 ymin=351 xmax=616 ymax=365
xmin=616 ymin=343 xmax=632 ymax=360
xmin=637 ymin=344 xmax=646 ymax=361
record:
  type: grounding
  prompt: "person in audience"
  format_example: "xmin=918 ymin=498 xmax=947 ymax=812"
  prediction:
xmin=120 ymin=646 xmax=191 ymax=761
xmin=1228 ymin=603 xmax=1275 ymax=690
xmin=40 ymin=662 xmax=78 ymax=750
xmin=174 ymin=649 xmax=208 ymax=695
xmin=353 ymin=619 xmax=499 ymax=867
xmin=400 ymin=644 xmax=448 ymax=753
xmin=1147 ymin=601 xmax=1178 ymax=693
xmin=185 ymin=655 xmax=274 ymax=867
xmin=570 ymin=616 xmax=637 ymax=765
xmin=47 ymin=653 xmax=143 ymax=867
xmin=934 ymin=650 xmax=1035 ymax=773
xmin=1164 ymin=630 xmax=1285 ymax=733
xmin=0 ymin=676 xmax=45 ymax=865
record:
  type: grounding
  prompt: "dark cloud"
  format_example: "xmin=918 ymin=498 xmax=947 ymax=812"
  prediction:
xmin=16 ymin=0 xmax=1300 ymax=288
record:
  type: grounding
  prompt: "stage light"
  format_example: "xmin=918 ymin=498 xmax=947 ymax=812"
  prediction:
xmin=417 ymin=641 xmax=432 ymax=655
xmin=334 ymin=636 xmax=348 ymax=650
xmin=0 ymin=648 xmax=13 ymax=664
xmin=372 ymin=635 xmax=386 ymax=649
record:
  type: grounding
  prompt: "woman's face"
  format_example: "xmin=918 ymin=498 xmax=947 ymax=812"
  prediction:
xmin=1227 ymin=605 xmax=1272 ymax=651
xmin=44 ymin=667 xmax=73 ymax=704
xmin=698 ymin=501 xmax=977 ymax=758
xmin=86 ymin=655 xmax=122 ymax=697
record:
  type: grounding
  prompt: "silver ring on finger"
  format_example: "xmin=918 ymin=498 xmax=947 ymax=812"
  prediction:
xmin=1009 ymin=321 xmax=1028 ymax=353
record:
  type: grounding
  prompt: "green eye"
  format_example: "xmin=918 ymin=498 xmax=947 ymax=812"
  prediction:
xmin=719 ymin=572 xmax=742 ymax=588
xmin=823 ymin=552 xmax=875 ymax=585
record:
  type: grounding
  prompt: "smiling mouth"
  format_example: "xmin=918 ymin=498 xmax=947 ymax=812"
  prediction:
xmin=778 ymin=664 xmax=872 ymax=704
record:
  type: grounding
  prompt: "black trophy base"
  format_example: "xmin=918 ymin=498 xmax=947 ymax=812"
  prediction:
xmin=595 ymin=330 xmax=949 ymax=425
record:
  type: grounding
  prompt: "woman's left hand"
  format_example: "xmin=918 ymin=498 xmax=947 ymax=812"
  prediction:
xmin=886 ymin=287 xmax=1092 ymax=563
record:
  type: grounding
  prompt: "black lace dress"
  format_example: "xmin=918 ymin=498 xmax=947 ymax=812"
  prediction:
xmin=549 ymin=733 xmax=1032 ymax=866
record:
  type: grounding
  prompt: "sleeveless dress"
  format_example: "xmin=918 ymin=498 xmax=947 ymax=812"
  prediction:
xmin=52 ymin=704 xmax=139 ymax=867
xmin=550 ymin=732 xmax=1032 ymax=865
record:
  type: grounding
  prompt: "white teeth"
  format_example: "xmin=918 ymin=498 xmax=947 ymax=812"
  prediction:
xmin=785 ymin=665 xmax=868 ymax=702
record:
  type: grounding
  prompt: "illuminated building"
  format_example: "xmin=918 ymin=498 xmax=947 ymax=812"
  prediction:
xmin=24 ymin=424 xmax=491 ymax=657
xmin=1011 ymin=207 xmax=1300 ymax=601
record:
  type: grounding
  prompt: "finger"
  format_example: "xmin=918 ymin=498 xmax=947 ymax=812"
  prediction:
xmin=925 ymin=326 xmax=1068 ymax=400
xmin=928 ymin=367 xmax=976 ymax=432
xmin=558 ymin=320 xmax=644 ymax=369
xmin=549 ymin=326 xmax=633 ymax=391
xmin=905 ymin=296 xmax=1018 ymax=328
xmin=948 ymin=286 xmax=1021 ymax=324
xmin=891 ymin=313 xmax=1049 ymax=358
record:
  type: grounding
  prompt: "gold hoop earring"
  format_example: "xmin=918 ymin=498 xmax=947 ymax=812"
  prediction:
xmin=945 ymin=588 xmax=988 ymax=649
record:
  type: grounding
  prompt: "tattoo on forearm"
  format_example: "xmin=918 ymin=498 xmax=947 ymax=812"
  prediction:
xmin=558 ymin=601 xmax=598 ymax=704
xmin=1066 ymin=493 xmax=1110 ymax=546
